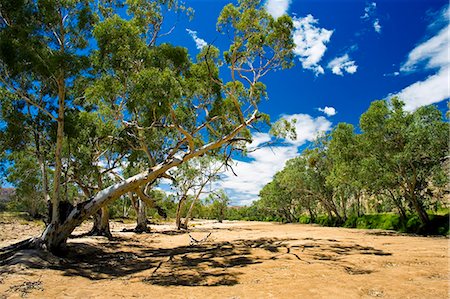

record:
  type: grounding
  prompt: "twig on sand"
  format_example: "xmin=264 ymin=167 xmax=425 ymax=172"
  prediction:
xmin=188 ymin=232 xmax=212 ymax=246
xmin=7 ymin=276 xmax=43 ymax=298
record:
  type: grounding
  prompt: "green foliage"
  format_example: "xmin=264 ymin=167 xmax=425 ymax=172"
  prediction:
xmin=254 ymin=98 xmax=448 ymax=234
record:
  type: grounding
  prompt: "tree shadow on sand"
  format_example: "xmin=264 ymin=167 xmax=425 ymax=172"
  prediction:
xmin=1 ymin=234 xmax=393 ymax=286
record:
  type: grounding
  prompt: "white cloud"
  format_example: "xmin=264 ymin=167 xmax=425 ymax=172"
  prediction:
xmin=361 ymin=2 xmax=381 ymax=33
xmin=216 ymin=145 xmax=298 ymax=205
xmin=373 ymin=19 xmax=381 ymax=33
xmin=361 ymin=2 xmax=376 ymax=19
xmin=391 ymin=6 xmax=449 ymax=111
xmin=248 ymin=132 xmax=272 ymax=150
xmin=265 ymin=0 xmax=291 ymax=19
xmin=186 ymin=28 xmax=207 ymax=50
xmin=292 ymin=15 xmax=333 ymax=76
xmin=400 ymin=25 xmax=449 ymax=73
xmin=214 ymin=113 xmax=333 ymax=205
xmin=282 ymin=113 xmax=333 ymax=146
xmin=391 ymin=67 xmax=449 ymax=111
xmin=327 ymin=54 xmax=358 ymax=76
xmin=318 ymin=106 xmax=337 ymax=116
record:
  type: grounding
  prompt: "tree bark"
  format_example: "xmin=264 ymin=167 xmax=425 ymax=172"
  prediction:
xmin=183 ymin=183 xmax=206 ymax=229
xmin=134 ymin=199 xmax=150 ymax=233
xmin=88 ymin=207 xmax=112 ymax=238
xmin=175 ymin=195 xmax=186 ymax=230
xmin=387 ymin=189 xmax=407 ymax=220
xmin=51 ymin=77 xmax=65 ymax=226
xmin=408 ymin=193 xmax=430 ymax=226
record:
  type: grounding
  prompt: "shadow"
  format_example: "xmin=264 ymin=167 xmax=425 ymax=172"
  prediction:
xmin=1 ymin=230 xmax=393 ymax=285
xmin=2 ymin=237 xmax=294 ymax=287
xmin=328 ymin=244 xmax=392 ymax=256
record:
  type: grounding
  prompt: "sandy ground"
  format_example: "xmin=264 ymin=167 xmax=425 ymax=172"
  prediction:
xmin=0 ymin=218 xmax=448 ymax=299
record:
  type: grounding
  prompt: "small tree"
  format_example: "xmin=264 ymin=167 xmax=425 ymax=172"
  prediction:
xmin=207 ymin=190 xmax=230 ymax=223
xmin=170 ymin=155 xmax=222 ymax=229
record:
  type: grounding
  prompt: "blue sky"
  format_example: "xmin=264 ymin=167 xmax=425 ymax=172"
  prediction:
xmin=3 ymin=0 xmax=448 ymax=205
xmin=156 ymin=0 xmax=449 ymax=205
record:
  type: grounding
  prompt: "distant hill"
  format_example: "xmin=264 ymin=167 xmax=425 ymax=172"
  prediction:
xmin=0 ymin=188 xmax=15 ymax=203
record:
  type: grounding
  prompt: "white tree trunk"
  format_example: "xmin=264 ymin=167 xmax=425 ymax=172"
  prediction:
xmin=38 ymin=112 xmax=258 ymax=251
xmin=134 ymin=199 xmax=149 ymax=233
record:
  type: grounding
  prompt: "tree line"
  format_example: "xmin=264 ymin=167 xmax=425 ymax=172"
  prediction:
xmin=246 ymin=98 xmax=448 ymax=234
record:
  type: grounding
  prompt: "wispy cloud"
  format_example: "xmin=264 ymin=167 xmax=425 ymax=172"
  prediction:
xmin=265 ymin=0 xmax=291 ymax=19
xmin=391 ymin=5 xmax=449 ymax=111
xmin=373 ymin=19 xmax=381 ymax=33
xmin=214 ymin=113 xmax=333 ymax=205
xmin=186 ymin=28 xmax=207 ymax=50
xmin=361 ymin=2 xmax=376 ymax=19
xmin=318 ymin=106 xmax=337 ymax=116
xmin=292 ymin=15 xmax=334 ymax=76
xmin=327 ymin=54 xmax=358 ymax=76
xmin=361 ymin=2 xmax=381 ymax=34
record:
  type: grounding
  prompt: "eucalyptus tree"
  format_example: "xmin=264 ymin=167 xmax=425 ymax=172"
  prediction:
xmin=170 ymin=155 xmax=223 ymax=230
xmin=327 ymin=123 xmax=364 ymax=217
xmin=302 ymin=143 xmax=343 ymax=222
xmin=359 ymin=98 xmax=448 ymax=225
xmin=1 ymin=0 xmax=295 ymax=251
xmin=206 ymin=189 xmax=230 ymax=223
xmin=0 ymin=94 xmax=54 ymax=218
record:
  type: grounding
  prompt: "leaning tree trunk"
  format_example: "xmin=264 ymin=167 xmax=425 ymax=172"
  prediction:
xmin=35 ymin=113 xmax=258 ymax=252
xmin=175 ymin=195 xmax=187 ymax=230
xmin=183 ymin=183 xmax=207 ymax=229
xmin=388 ymin=189 xmax=407 ymax=220
xmin=408 ymin=193 xmax=430 ymax=226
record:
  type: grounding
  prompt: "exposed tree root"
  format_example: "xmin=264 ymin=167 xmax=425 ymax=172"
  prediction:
xmin=0 ymin=238 xmax=43 ymax=263
xmin=133 ymin=223 xmax=151 ymax=234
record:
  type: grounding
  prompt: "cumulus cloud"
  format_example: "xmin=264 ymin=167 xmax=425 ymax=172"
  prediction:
xmin=292 ymin=15 xmax=334 ymax=76
xmin=318 ymin=106 xmax=337 ymax=116
xmin=213 ymin=113 xmax=333 ymax=205
xmin=390 ymin=5 xmax=449 ymax=111
xmin=327 ymin=54 xmax=358 ymax=75
xmin=282 ymin=113 xmax=333 ymax=146
xmin=186 ymin=28 xmax=207 ymax=50
xmin=265 ymin=0 xmax=291 ymax=19
xmin=215 ymin=145 xmax=298 ymax=205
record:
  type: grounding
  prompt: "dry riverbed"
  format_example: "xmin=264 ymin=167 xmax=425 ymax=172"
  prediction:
xmin=0 ymin=217 xmax=448 ymax=298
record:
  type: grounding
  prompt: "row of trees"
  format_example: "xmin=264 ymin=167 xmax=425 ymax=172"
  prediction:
xmin=256 ymin=99 xmax=448 ymax=227
xmin=0 ymin=0 xmax=295 ymax=251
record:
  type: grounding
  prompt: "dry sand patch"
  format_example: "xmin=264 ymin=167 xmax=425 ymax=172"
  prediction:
xmin=0 ymin=220 xmax=448 ymax=298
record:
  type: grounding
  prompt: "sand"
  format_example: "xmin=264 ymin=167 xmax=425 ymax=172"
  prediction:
xmin=0 ymin=219 xmax=448 ymax=298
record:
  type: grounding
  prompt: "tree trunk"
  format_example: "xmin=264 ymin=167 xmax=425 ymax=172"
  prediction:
xmin=408 ymin=194 xmax=430 ymax=226
xmin=134 ymin=199 xmax=150 ymax=233
xmin=88 ymin=207 xmax=112 ymax=238
xmin=36 ymin=112 xmax=259 ymax=252
xmin=50 ymin=77 xmax=65 ymax=226
xmin=307 ymin=206 xmax=315 ymax=223
xmin=388 ymin=190 xmax=407 ymax=220
xmin=175 ymin=195 xmax=186 ymax=230
xmin=183 ymin=183 xmax=206 ymax=229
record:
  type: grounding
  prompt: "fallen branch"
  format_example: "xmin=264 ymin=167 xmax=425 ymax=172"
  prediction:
xmin=188 ymin=232 xmax=212 ymax=246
